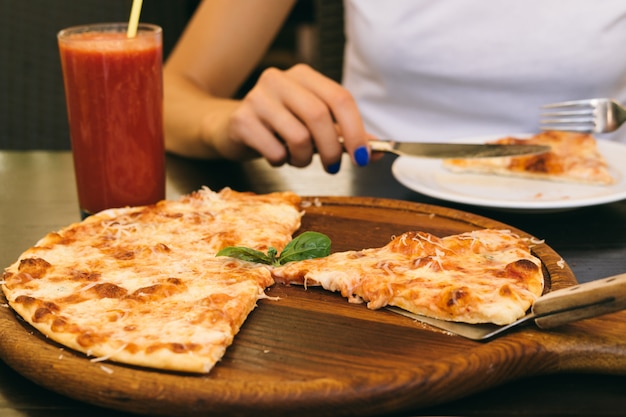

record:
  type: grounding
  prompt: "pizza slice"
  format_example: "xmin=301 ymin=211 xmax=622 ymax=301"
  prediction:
xmin=272 ymin=229 xmax=545 ymax=326
xmin=1 ymin=187 xmax=302 ymax=373
xmin=443 ymin=131 xmax=615 ymax=185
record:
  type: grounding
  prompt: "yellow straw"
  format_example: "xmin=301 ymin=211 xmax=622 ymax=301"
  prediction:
xmin=127 ymin=0 xmax=143 ymax=38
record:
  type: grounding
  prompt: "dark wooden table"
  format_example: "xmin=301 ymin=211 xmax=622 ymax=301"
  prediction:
xmin=1 ymin=150 xmax=626 ymax=416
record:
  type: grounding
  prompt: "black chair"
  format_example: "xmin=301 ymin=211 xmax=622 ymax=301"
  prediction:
xmin=315 ymin=0 xmax=345 ymax=84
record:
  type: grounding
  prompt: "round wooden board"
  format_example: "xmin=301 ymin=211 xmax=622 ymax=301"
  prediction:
xmin=1 ymin=196 xmax=625 ymax=417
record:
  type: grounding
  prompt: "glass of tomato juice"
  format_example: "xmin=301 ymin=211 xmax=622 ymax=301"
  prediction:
xmin=58 ymin=23 xmax=165 ymax=219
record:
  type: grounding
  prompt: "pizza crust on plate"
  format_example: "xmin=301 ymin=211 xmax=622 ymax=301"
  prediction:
xmin=443 ymin=131 xmax=615 ymax=185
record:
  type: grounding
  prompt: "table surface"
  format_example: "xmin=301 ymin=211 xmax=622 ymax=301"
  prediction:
xmin=1 ymin=150 xmax=626 ymax=417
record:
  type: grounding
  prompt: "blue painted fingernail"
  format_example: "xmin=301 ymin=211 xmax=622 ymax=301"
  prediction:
xmin=327 ymin=160 xmax=341 ymax=174
xmin=354 ymin=146 xmax=369 ymax=167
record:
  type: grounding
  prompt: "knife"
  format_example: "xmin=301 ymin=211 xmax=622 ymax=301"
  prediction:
xmin=368 ymin=139 xmax=550 ymax=159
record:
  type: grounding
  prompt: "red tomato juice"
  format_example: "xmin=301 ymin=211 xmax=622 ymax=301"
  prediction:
xmin=58 ymin=26 xmax=165 ymax=217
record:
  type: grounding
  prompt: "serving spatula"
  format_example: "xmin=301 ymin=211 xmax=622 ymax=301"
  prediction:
xmin=387 ymin=272 xmax=626 ymax=340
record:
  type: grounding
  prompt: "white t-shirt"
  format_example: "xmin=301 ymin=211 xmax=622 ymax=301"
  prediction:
xmin=342 ymin=0 xmax=626 ymax=143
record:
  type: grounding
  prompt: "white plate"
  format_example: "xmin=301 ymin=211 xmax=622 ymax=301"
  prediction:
xmin=391 ymin=134 xmax=626 ymax=211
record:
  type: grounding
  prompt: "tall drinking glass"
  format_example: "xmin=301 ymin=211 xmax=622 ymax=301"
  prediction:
xmin=58 ymin=23 xmax=165 ymax=218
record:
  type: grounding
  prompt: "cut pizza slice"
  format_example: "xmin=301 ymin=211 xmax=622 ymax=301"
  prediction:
xmin=2 ymin=187 xmax=302 ymax=373
xmin=443 ymin=131 xmax=615 ymax=185
xmin=272 ymin=229 xmax=545 ymax=326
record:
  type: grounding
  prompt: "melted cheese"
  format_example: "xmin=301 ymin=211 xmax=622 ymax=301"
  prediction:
xmin=443 ymin=131 xmax=615 ymax=185
xmin=1 ymin=187 xmax=302 ymax=373
xmin=273 ymin=229 xmax=544 ymax=325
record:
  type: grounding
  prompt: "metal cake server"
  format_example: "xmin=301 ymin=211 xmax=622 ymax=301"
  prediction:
xmin=387 ymin=272 xmax=626 ymax=341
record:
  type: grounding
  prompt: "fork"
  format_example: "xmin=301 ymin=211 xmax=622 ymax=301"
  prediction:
xmin=540 ymin=98 xmax=626 ymax=133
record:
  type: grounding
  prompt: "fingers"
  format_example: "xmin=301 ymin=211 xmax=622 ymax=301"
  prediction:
xmin=228 ymin=103 xmax=292 ymax=166
xmin=228 ymin=65 xmax=370 ymax=171
xmin=286 ymin=65 xmax=369 ymax=168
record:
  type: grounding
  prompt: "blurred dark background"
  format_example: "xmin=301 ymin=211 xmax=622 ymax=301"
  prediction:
xmin=0 ymin=0 xmax=344 ymax=150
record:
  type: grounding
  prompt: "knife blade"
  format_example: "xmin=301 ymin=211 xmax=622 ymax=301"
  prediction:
xmin=369 ymin=139 xmax=550 ymax=159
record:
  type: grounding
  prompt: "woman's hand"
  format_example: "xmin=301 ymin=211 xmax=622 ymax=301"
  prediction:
xmin=226 ymin=64 xmax=370 ymax=173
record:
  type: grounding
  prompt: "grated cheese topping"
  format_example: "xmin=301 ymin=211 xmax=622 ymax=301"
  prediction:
xmin=1 ymin=187 xmax=302 ymax=374
xmin=273 ymin=229 xmax=544 ymax=325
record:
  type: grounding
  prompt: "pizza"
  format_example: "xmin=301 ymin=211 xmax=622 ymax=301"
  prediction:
xmin=2 ymin=187 xmax=546 ymax=374
xmin=272 ymin=229 xmax=544 ymax=326
xmin=1 ymin=187 xmax=302 ymax=373
xmin=443 ymin=131 xmax=615 ymax=185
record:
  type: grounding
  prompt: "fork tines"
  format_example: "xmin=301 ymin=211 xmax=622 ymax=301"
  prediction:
xmin=540 ymin=100 xmax=597 ymax=132
xmin=541 ymin=99 xmax=598 ymax=109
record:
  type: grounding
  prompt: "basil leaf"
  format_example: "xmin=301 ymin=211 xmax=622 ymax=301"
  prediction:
xmin=216 ymin=246 xmax=273 ymax=264
xmin=277 ymin=231 xmax=331 ymax=265
xmin=216 ymin=231 xmax=331 ymax=266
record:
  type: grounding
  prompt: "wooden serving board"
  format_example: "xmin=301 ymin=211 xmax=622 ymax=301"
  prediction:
xmin=1 ymin=196 xmax=626 ymax=417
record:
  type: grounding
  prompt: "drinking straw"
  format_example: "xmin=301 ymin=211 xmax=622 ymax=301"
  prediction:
xmin=127 ymin=0 xmax=143 ymax=38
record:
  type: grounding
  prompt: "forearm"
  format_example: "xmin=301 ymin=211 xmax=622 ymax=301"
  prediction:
xmin=163 ymin=0 xmax=295 ymax=160
xmin=163 ymin=70 xmax=253 ymax=160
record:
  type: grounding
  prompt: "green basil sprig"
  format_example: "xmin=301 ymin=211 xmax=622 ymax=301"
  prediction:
xmin=216 ymin=231 xmax=331 ymax=266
